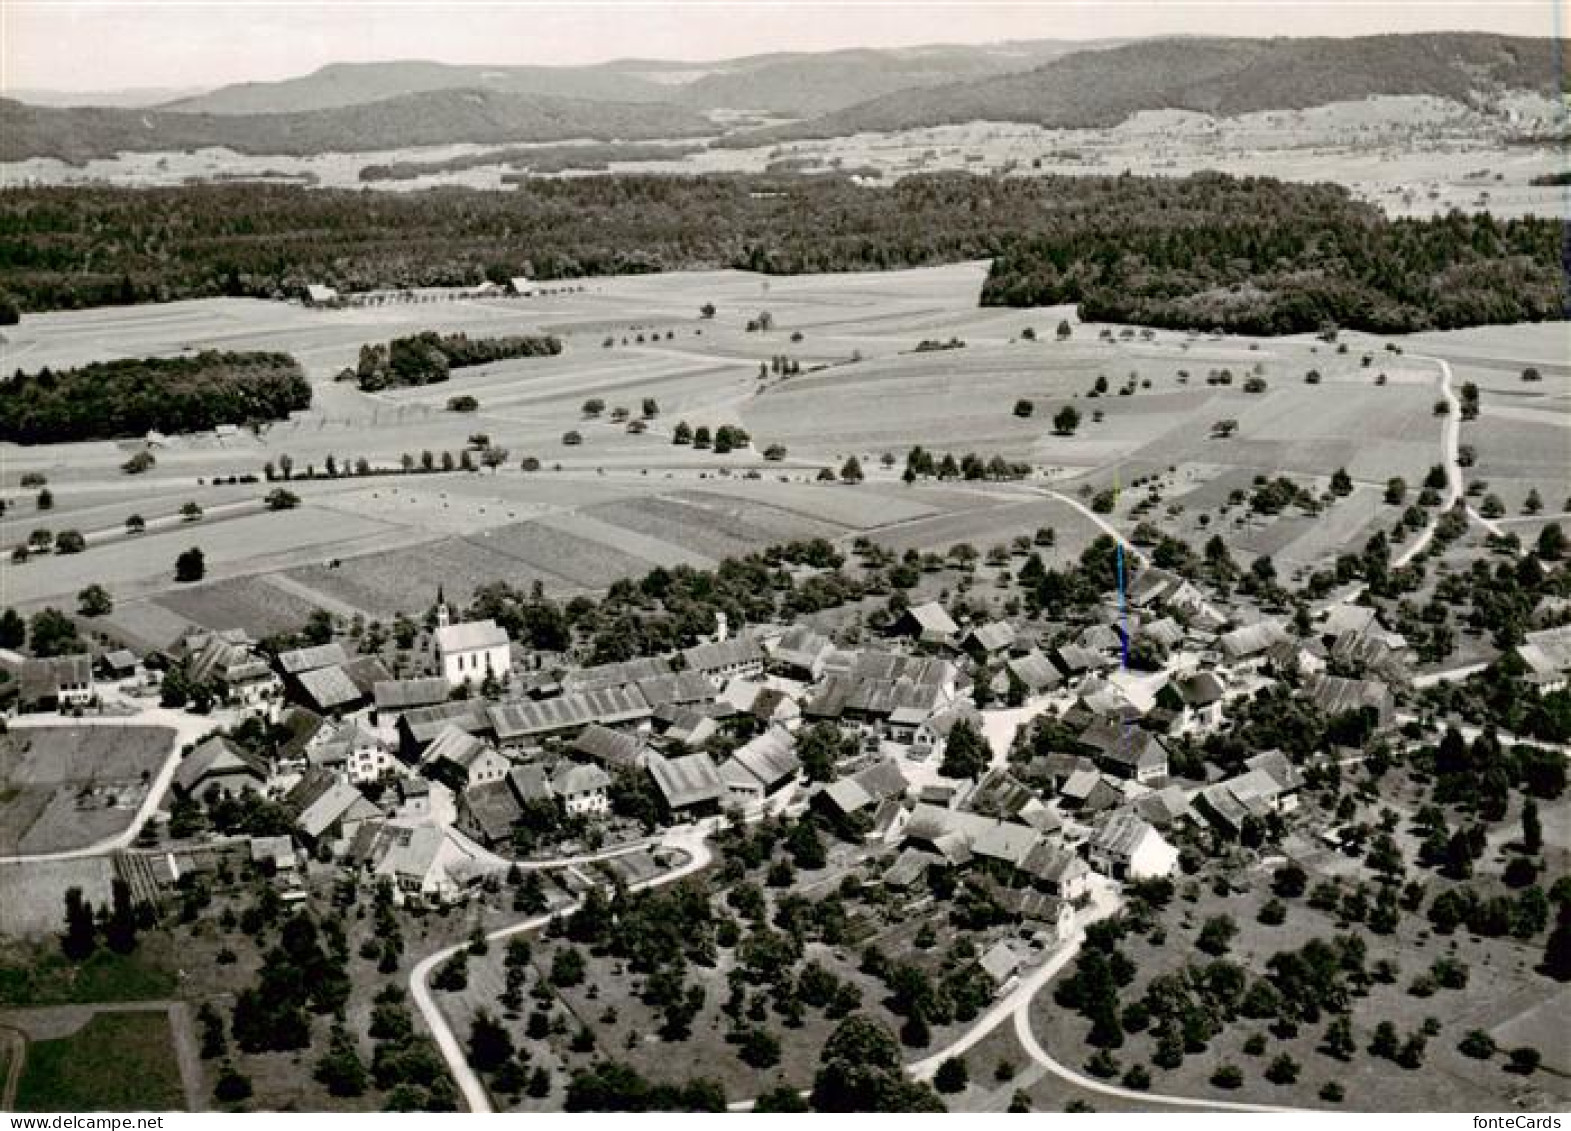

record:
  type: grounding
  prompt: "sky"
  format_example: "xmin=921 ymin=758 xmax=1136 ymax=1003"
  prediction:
xmin=3 ymin=0 xmax=1562 ymax=94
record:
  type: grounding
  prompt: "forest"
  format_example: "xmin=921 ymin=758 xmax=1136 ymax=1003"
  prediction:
xmin=0 ymin=173 xmax=1562 ymax=334
xmin=353 ymin=332 xmax=562 ymax=391
xmin=0 ymin=351 xmax=310 ymax=443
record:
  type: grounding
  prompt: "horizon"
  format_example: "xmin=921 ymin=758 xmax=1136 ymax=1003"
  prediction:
xmin=4 ymin=1 xmax=1562 ymax=96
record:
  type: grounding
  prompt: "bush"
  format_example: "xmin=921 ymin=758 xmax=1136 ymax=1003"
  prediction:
xmin=1210 ymin=1063 xmax=1243 ymax=1089
xmin=933 ymin=1057 xmax=968 ymax=1093
xmin=447 ymin=395 xmax=479 ymax=412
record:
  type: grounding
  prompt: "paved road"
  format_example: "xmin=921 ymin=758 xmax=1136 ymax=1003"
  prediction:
xmin=409 ymin=828 xmax=713 ymax=1114
xmin=0 ymin=706 xmax=237 ymax=865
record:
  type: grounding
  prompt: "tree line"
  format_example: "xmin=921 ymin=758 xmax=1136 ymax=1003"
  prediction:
xmin=0 ymin=174 xmax=1561 ymax=336
xmin=0 ymin=350 xmax=309 ymax=443
xmin=352 ymin=331 xmax=561 ymax=391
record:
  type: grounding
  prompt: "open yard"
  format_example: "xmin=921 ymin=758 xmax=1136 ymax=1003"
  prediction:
xmin=0 ymin=726 xmax=174 ymax=857
xmin=8 ymin=1008 xmax=188 ymax=1112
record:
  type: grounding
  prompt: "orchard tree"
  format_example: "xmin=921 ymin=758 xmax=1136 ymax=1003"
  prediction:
xmin=77 ymin=583 xmax=113 ymax=617
xmin=175 ymin=546 xmax=206 ymax=583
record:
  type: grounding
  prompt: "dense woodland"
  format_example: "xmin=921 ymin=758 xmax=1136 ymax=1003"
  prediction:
xmin=353 ymin=332 xmax=562 ymax=391
xmin=0 ymin=174 xmax=1563 ymax=334
xmin=0 ymin=351 xmax=310 ymax=443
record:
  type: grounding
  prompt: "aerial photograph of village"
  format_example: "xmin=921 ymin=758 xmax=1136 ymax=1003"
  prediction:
xmin=0 ymin=0 xmax=1566 ymax=1117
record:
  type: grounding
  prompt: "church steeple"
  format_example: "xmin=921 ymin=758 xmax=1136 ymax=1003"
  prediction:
xmin=436 ymin=585 xmax=450 ymax=629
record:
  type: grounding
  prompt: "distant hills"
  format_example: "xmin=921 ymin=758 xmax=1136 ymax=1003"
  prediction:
xmin=0 ymin=90 xmax=714 ymax=163
xmin=152 ymin=41 xmax=1125 ymax=120
xmin=727 ymin=33 xmax=1567 ymax=143
xmin=4 ymin=33 xmax=1561 ymax=163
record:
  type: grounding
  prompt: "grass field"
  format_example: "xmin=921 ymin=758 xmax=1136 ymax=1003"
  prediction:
xmin=11 ymin=1010 xmax=186 ymax=1112
xmin=3 ymin=263 xmax=1561 ymax=642
xmin=0 ymin=727 xmax=174 ymax=856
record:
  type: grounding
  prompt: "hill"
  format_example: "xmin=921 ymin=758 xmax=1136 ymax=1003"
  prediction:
xmin=0 ymin=89 xmax=715 ymax=163
xmin=724 ymin=33 xmax=1567 ymax=143
xmin=148 ymin=40 xmax=1127 ymax=120
xmin=158 ymin=60 xmax=672 ymax=115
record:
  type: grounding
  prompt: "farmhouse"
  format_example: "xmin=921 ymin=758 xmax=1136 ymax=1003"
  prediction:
xmin=891 ymin=601 xmax=960 ymax=649
xmin=423 ymin=725 xmax=509 ymax=790
xmin=98 ymin=649 xmax=139 ymax=680
xmin=288 ymin=770 xmax=382 ymax=849
xmin=396 ymin=701 xmax=491 ymax=760
xmin=1518 ymin=625 xmax=1571 ymax=693
xmin=350 ymin=820 xmax=505 ymax=904
xmin=681 ymin=634 xmax=766 ymax=687
xmin=487 ymin=685 xmax=651 ymax=749
xmin=435 ymin=605 xmax=512 ymax=689
xmin=961 ymin=621 xmax=1016 ymax=662
xmin=718 ymin=727 xmax=802 ymax=806
xmin=1218 ymin=621 xmax=1289 ymax=668
xmin=277 ymin=641 xmax=353 ymax=677
xmin=1195 ymin=751 xmax=1304 ymax=837
xmin=1087 ymin=811 xmax=1178 ymax=880
xmin=1304 ymin=672 xmax=1396 ymax=728
xmin=372 ymin=677 xmax=450 ymax=721
xmin=653 ymin=706 xmax=718 ymax=750
xmin=302 ymin=283 xmax=339 ymax=305
xmin=295 ymin=664 xmax=366 ymax=715
xmin=570 ymin=723 xmax=647 ymax=771
xmin=564 ymin=656 xmax=671 ymax=694
xmin=16 ymin=654 xmax=94 ymax=710
xmin=173 ymin=736 xmax=266 ymax=802
xmin=457 ymin=780 xmax=523 ymax=848
xmin=184 ymin=629 xmax=279 ymax=708
xmin=770 ymin=625 xmax=834 ymax=680
xmin=1076 ymin=717 xmax=1169 ymax=783
xmin=633 ymin=671 xmax=715 ymax=709
xmin=307 ymin=720 xmax=395 ymax=784
xmin=815 ymin=757 xmax=910 ymax=822
xmin=646 ymin=751 xmax=726 ymax=817
xmin=551 ymin=762 xmax=612 ymax=817
xmin=1003 ymin=651 xmax=1062 ymax=696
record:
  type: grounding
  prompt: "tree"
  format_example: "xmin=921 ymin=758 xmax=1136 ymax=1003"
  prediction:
xmin=582 ymin=398 xmax=605 ymax=417
xmin=480 ymin=445 xmax=509 ymax=472
xmin=175 ymin=546 xmax=206 ymax=583
xmin=1053 ymin=405 xmax=1081 ymax=435
xmin=180 ymin=501 xmax=203 ymax=522
xmin=316 ymin=1022 xmax=367 ymax=1096
xmin=1197 ymin=915 xmax=1237 ymax=956
xmin=934 ymin=1058 xmax=968 ymax=1093
xmin=214 ymin=1064 xmax=253 ymax=1104
xmin=36 ymin=488 xmax=53 ymax=511
xmin=699 ymin=303 xmax=716 ymax=319
xmin=1543 ymin=901 xmax=1571 ymax=981
xmin=0 ymin=608 xmax=25 ymax=649
xmin=1056 ymin=319 xmax=1072 ymax=340
xmin=61 ymin=886 xmax=96 ymax=961
xmin=76 ymin=583 xmax=113 ymax=617
xmin=1385 ymin=477 xmax=1407 ymax=506
xmin=122 ymin=450 xmax=155 ymax=475
xmin=1330 ymin=468 xmax=1353 ymax=496
xmin=125 ymin=514 xmax=146 ymax=535
xmin=939 ymin=718 xmax=990 ymax=781
xmin=467 ymin=1010 xmax=515 ymax=1075
xmin=1524 ymin=488 xmax=1543 ymax=515
xmin=811 ymin=1015 xmax=944 ymax=1112
xmin=840 ymin=456 xmax=864 ymax=484
xmin=52 ymin=529 xmax=86 ymax=555
xmin=1523 ymin=799 xmax=1543 ymax=855
xmin=29 ymin=607 xmax=80 ymax=657
xmin=1013 ymin=399 xmax=1034 ymax=418
xmin=265 ymin=488 xmax=300 ymax=510
xmin=1458 ymin=1030 xmax=1496 ymax=1060
xmin=1536 ymin=523 xmax=1566 ymax=560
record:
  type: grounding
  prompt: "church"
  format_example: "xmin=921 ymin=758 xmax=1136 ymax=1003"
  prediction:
xmin=432 ymin=588 xmax=512 ymax=689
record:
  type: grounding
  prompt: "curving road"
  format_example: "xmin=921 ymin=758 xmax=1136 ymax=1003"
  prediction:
xmin=1392 ymin=353 xmax=1462 ymax=569
xmin=409 ymin=827 xmax=713 ymax=1114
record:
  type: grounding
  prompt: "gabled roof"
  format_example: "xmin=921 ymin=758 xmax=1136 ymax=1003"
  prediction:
xmin=1219 ymin=620 xmax=1289 ymax=660
xmin=508 ymin=763 xmax=553 ymax=805
xmin=898 ymin=601 xmax=959 ymax=640
xmin=1176 ymin=670 xmax=1226 ymax=706
xmin=721 ymin=727 xmax=801 ymax=790
xmin=647 ymin=751 xmax=725 ymax=809
xmin=1305 ymin=672 xmax=1392 ymax=718
xmin=552 ymin=762 xmax=611 ymax=797
xmin=374 ymin=677 xmax=451 ymax=712
xmin=570 ymin=724 xmax=646 ymax=770
xmin=296 ymin=664 xmax=364 ymax=711
xmin=424 ymin=724 xmax=492 ymax=772
xmin=635 ymin=670 xmax=716 ymax=707
xmin=278 ymin=642 xmax=352 ymax=675
xmin=399 ymin=700 xmax=490 ymax=746
xmin=461 ymin=779 xmax=523 ymax=843
xmin=565 ymin=656 xmax=672 ymax=694
xmin=682 ymin=633 xmax=765 ymax=674
xmin=772 ymin=625 xmax=833 ymax=670
xmin=850 ymin=652 xmax=955 ymax=687
xmin=488 ymin=685 xmax=650 ymax=739
xmin=965 ymin=621 xmax=1016 ymax=654
xmin=298 ymin=779 xmax=379 ymax=840
xmin=1007 ymin=651 xmax=1061 ymax=692
xmin=174 ymin=736 xmax=265 ymax=795
xmin=1093 ymin=810 xmax=1166 ymax=859
xmin=436 ymin=619 xmax=509 ymax=655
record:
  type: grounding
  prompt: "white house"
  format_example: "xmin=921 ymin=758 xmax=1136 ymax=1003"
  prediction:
xmin=1088 ymin=811 xmax=1179 ymax=880
xmin=434 ymin=593 xmax=512 ymax=689
xmin=552 ymin=762 xmax=612 ymax=817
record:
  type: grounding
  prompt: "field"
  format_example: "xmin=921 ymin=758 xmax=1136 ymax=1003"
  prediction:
xmin=0 ymin=726 xmax=174 ymax=856
xmin=4 ymin=94 xmax=1563 ymax=222
xmin=8 ymin=1008 xmax=188 ymax=1112
xmin=3 ymin=262 xmax=1563 ymax=645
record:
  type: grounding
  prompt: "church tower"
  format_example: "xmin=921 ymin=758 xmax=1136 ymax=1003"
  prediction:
xmin=436 ymin=585 xmax=451 ymax=629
